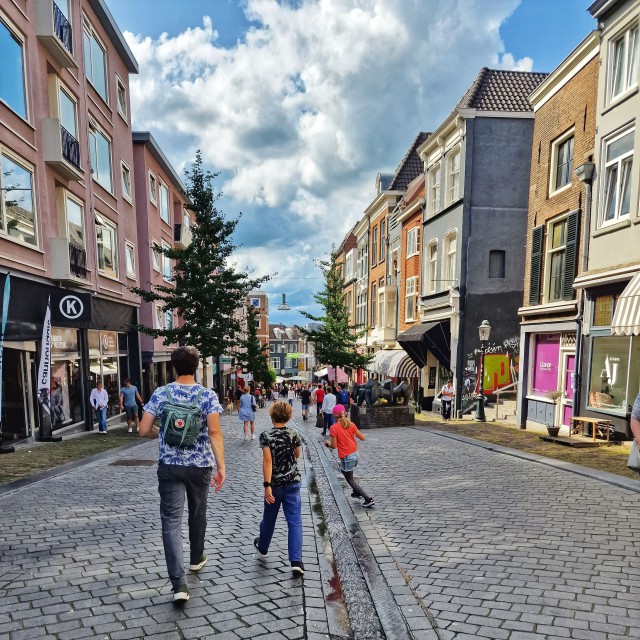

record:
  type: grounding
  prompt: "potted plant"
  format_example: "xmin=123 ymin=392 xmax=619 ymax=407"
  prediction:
xmin=546 ymin=390 xmax=562 ymax=437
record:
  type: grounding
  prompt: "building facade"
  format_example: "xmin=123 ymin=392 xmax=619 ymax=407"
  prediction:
xmin=269 ymin=324 xmax=303 ymax=380
xmin=516 ymin=33 xmax=599 ymax=430
xmin=0 ymin=0 xmax=141 ymax=439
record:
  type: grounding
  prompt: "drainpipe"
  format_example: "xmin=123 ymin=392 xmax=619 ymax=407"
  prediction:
xmin=573 ymin=161 xmax=595 ymax=417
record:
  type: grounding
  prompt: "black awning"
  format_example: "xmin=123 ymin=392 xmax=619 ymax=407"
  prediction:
xmin=397 ymin=320 xmax=451 ymax=369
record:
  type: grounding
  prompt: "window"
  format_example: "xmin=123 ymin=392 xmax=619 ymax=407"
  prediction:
xmin=95 ymin=214 xmax=117 ymax=277
xmin=345 ymin=251 xmax=353 ymax=280
xmin=161 ymin=241 xmax=171 ymax=282
xmin=356 ymin=293 xmax=368 ymax=327
xmin=551 ymin=133 xmax=574 ymax=192
xmin=546 ymin=218 xmax=568 ymax=303
xmin=159 ymin=182 xmax=170 ymax=224
xmin=65 ymin=194 xmax=84 ymax=249
xmin=489 ymin=249 xmax=505 ymax=279
xmin=601 ymin=128 xmax=633 ymax=226
xmin=593 ymin=295 xmax=614 ymax=326
xmin=428 ymin=163 xmax=441 ymax=215
xmin=371 ymin=283 xmax=377 ymax=326
xmin=155 ymin=305 xmax=163 ymax=330
xmin=405 ymin=277 xmax=418 ymax=321
xmin=0 ymin=19 xmax=26 ymax=119
xmin=83 ymin=21 xmax=107 ymax=102
xmin=379 ymin=219 xmax=386 ymax=262
xmin=378 ymin=288 xmax=384 ymax=328
xmin=116 ymin=75 xmax=127 ymax=120
xmin=151 ymin=241 xmax=160 ymax=272
xmin=270 ymin=344 xmax=275 ymax=353
xmin=426 ymin=242 xmax=437 ymax=294
xmin=444 ymin=232 xmax=457 ymax=284
xmin=121 ymin=161 xmax=132 ymax=201
xmin=164 ymin=310 xmax=174 ymax=330
xmin=371 ymin=227 xmax=378 ymax=266
xmin=406 ymin=227 xmax=419 ymax=257
xmin=149 ymin=172 xmax=157 ymax=205
xmin=125 ymin=242 xmax=136 ymax=279
xmin=610 ymin=25 xmax=638 ymax=100
xmin=346 ymin=291 xmax=352 ymax=319
xmin=59 ymin=87 xmax=78 ymax=139
xmin=0 ymin=152 xmax=37 ymax=246
xmin=270 ymin=358 xmax=279 ymax=369
xmin=447 ymin=150 xmax=460 ymax=203
xmin=89 ymin=124 xmax=113 ymax=192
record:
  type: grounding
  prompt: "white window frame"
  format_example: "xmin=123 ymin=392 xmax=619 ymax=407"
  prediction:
xmin=379 ymin=219 xmax=386 ymax=262
xmin=164 ymin=309 xmax=174 ymax=330
xmin=371 ymin=282 xmax=377 ymax=327
xmin=88 ymin=121 xmax=113 ymax=192
xmin=95 ymin=213 xmax=118 ymax=278
xmin=151 ymin=240 xmax=161 ymax=272
xmin=120 ymin=160 xmax=132 ymax=202
xmin=599 ymin=126 xmax=634 ymax=228
xmin=444 ymin=231 xmax=457 ymax=286
xmin=549 ymin=129 xmax=574 ymax=196
xmin=405 ymin=276 xmax=418 ymax=322
xmin=378 ymin=288 xmax=385 ymax=328
xmin=82 ymin=18 xmax=108 ymax=104
xmin=426 ymin=241 xmax=438 ymax=295
xmin=345 ymin=251 xmax=353 ymax=280
xmin=154 ymin=304 xmax=163 ymax=330
xmin=158 ymin=181 xmax=170 ymax=224
xmin=371 ymin=226 xmax=378 ymax=267
xmin=124 ymin=241 xmax=136 ymax=279
xmin=115 ymin=73 xmax=128 ymax=121
xmin=64 ymin=191 xmax=85 ymax=250
xmin=609 ymin=24 xmax=639 ymax=103
xmin=149 ymin=171 xmax=157 ymax=205
xmin=446 ymin=149 xmax=460 ymax=204
xmin=270 ymin=357 xmax=279 ymax=369
xmin=406 ymin=227 xmax=419 ymax=258
xmin=428 ymin=162 xmax=441 ymax=216
xmin=543 ymin=213 xmax=569 ymax=304
xmin=161 ymin=240 xmax=171 ymax=282
xmin=0 ymin=16 xmax=28 ymax=121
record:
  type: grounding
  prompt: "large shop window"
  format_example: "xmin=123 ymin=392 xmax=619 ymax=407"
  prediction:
xmin=51 ymin=328 xmax=84 ymax=430
xmin=0 ymin=152 xmax=37 ymax=246
xmin=0 ymin=18 xmax=27 ymax=119
xmin=88 ymin=330 xmax=128 ymax=418
xmin=530 ymin=334 xmax=560 ymax=396
xmin=588 ymin=335 xmax=640 ymax=415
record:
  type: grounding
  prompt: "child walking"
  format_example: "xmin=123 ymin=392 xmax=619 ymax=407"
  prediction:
xmin=254 ymin=401 xmax=304 ymax=575
xmin=325 ymin=404 xmax=375 ymax=508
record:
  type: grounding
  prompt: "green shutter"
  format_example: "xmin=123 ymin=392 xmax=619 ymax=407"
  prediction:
xmin=562 ymin=210 xmax=579 ymax=300
xmin=529 ymin=225 xmax=544 ymax=305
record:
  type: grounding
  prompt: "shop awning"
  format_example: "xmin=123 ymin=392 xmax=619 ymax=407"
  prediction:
xmin=367 ymin=349 xmax=419 ymax=378
xmin=397 ymin=320 xmax=451 ymax=369
xmin=314 ymin=368 xmax=328 ymax=378
xmin=611 ymin=273 xmax=640 ymax=336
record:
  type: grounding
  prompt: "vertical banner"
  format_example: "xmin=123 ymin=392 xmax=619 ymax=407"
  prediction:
xmin=0 ymin=274 xmax=10 ymax=417
xmin=37 ymin=297 xmax=52 ymax=415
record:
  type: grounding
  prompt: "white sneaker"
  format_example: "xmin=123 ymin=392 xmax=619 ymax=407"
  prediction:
xmin=251 ymin=434 xmax=255 ymax=440
xmin=128 ymin=427 xmax=132 ymax=433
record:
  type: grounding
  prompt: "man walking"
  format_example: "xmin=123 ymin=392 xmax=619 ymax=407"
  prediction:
xmin=139 ymin=346 xmax=226 ymax=603
xmin=313 ymin=383 xmax=325 ymax=417
xmin=300 ymin=385 xmax=311 ymax=421
xmin=119 ymin=378 xmax=143 ymax=433
xmin=90 ymin=380 xmax=109 ymax=433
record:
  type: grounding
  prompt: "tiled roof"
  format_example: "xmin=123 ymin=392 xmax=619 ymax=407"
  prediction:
xmin=389 ymin=131 xmax=430 ymax=191
xmin=457 ymin=68 xmax=548 ymax=112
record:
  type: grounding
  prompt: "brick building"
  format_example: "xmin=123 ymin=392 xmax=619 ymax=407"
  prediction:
xmin=516 ymin=32 xmax=599 ymax=431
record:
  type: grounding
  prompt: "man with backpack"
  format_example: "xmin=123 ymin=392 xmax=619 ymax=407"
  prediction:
xmin=139 ymin=346 xmax=225 ymax=604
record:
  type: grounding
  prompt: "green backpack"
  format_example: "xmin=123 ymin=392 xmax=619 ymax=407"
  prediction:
xmin=160 ymin=387 xmax=205 ymax=448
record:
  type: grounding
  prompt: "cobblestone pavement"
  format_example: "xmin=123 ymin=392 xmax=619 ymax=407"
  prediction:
xmin=0 ymin=407 xmax=351 ymax=640
xmin=298 ymin=414 xmax=640 ymax=640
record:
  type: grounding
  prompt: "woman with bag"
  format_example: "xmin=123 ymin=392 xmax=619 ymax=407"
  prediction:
xmin=238 ymin=386 xmax=257 ymax=441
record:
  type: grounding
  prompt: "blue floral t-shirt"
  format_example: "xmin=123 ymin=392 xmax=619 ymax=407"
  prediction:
xmin=144 ymin=383 xmax=222 ymax=467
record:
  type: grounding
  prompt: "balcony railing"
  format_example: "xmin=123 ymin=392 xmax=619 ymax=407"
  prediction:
xmin=53 ymin=2 xmax=73 ymax=54
xmin=61 ymin=125 xmax=80 ymax=169
xmin=69 ymin=242 xmax=87 ymax=279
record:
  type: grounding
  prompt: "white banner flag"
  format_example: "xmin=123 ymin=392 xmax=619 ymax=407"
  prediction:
xmin=37 ymin=298 xmax=52 ymax=415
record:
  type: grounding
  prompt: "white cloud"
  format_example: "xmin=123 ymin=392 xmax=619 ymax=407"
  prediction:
xmin=124 ymin=0 xmax=531 ymax=309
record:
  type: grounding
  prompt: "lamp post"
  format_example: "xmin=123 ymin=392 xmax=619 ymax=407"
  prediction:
xmin=474 ymin=319 xmax=491 ymax=422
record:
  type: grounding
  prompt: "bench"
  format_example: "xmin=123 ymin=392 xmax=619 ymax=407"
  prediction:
xmin=570 ymin=416 xmax=613 ymax=444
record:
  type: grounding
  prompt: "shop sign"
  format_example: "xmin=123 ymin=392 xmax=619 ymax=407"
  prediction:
xmin=51 ymin=290 xmax=92 ymax=323
xmin=220 ymin=356 xmax=233 ymax=365
xmin=51 ymin=328 xmax=79 ymax=356
xmin=101 ymin=331 xmax=118 ymax=355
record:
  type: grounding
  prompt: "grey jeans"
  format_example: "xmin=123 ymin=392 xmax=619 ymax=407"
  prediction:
xmin=157 ymin=464 xmax=212 ymax=590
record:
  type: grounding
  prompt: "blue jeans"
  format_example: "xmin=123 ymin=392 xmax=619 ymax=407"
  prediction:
xmin=323 ymin=412 xmax=335 ymax=434
xmin=95 ymin=406 xmax=107 ymax=432
xmin=258 ymin=482 xmax=302 ymax=562
xmin=157 ymin=464 xmax=212 ymax=590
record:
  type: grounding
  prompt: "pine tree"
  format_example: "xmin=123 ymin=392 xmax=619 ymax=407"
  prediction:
xmin=236 ymin=305 xmax=272 ymax=386
xmin=131 ymin=151 xmax=268 ymax=380
xmin=299 ymin=252 xmax=371 ymax=376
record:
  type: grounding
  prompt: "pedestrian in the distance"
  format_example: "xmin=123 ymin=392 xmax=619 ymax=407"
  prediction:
xmin=287 ymin=385 xmax=295 ymax=407
xmin=325 ymin=404 xmax=375 ymax=508
xmin=300 ymin=385 xmax=311 ymax=421
xmin=119 ymin=378 xmax=143 ymax=433
xmin=439 ymin=379 xmax=455 ymax=421
xmin=253 ymin=401 xmax=304 ymax=575
xmin=313 ymin=383 xmax=325 ymax=417
xmin=139 ymin=346 xmax=226 ymax=603
xmin=239 ymin=386 xmax=257 ymax=440
xmin=90 ymin=380 xmax=109 ymax=434
xmin=272 ymin=388 xmax=280 ymax=402
xmin=321 ymin=386 xmax=336 ymax=437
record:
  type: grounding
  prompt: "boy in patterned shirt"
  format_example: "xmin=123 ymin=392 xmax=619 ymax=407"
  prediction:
xmin=253 ymin=401 xmax=304 ymax=575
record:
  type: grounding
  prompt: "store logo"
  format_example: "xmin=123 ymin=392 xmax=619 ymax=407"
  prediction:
xmin=58 ymin=295 xmax=84 ymax=320
xmin=102 ymin=335 xmax=109 ymax=351
xmin=539 ymin=362 xmax=553 ymax=371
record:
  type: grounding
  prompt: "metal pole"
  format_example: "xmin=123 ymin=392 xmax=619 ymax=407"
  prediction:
xmin=475 ymin=341 xmax=486 ymax=421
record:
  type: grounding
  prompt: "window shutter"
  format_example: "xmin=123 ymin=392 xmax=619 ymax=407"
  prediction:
xmin=529 ymin=225 xmax=544 ymax=305
xmin=562 ymin=210 xmax=579 ymax=300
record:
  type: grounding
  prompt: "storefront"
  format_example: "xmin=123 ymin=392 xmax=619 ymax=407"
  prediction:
xmin=0 ymin=274 xmax=141 ymax=441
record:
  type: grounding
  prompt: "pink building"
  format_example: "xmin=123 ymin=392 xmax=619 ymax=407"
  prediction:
xmin=0 ymin=0 xmax=140 ymax=440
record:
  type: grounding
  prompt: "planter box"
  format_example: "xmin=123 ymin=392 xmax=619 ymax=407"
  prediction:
xmin=349 ymin=404 xmax=415 ymax=429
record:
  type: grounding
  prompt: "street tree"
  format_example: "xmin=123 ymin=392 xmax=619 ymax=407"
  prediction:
xmin=236 ymin=305 xmax=272 ymax=387
xmin=131 ymin=151 xmax=268 ymax=382
xmin=299 ymin=252 xmax=371 ymax=378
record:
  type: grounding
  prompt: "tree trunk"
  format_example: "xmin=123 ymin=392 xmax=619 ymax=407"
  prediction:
xmin=202 ymin=356 xmax=208 ymax=386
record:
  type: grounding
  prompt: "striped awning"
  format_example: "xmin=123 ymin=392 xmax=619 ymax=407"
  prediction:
xmin=367 ymin=349 xmax=419 ymax=378
xmin=611 ymin=273 xmax=640 ymax=336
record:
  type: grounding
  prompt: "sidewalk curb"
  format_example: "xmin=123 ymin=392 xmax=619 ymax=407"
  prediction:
xmin=0 ymin=439 xmax=151 ymax=497
xmin=301 ymin=422 xmax=426 ymax=640
xmin=413 ymin=426 xmax=640 ymax=493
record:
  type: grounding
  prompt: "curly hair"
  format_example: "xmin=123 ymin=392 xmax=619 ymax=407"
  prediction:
xmin=269 ymin=401 xmax=293 ymax=424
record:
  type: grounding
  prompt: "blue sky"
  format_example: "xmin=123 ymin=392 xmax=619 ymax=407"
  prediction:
xmin=107 ymin=0 xmax=596 ymax=325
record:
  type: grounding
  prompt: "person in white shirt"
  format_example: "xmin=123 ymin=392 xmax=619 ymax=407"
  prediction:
xmin=287 ymin=386 xmax=295 ymax=407
xmin=90 ymin=380 xmax=109 ymax=433
xmin=439 ymin=380 xmax=455 ymax=421
xmin=321 ymin=387 xmax=337 ymax=436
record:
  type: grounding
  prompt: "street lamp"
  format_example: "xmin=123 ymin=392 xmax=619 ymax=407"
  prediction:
xmin=475 ymin=319 xmax=491 ymax=421
xmin=277 ymin=293 xmax=290 ymax=311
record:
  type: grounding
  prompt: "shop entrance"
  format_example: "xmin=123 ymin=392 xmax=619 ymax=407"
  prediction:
xmin=560 ymin=353 xmax=576 ymax=429
xmin=1 ymin=347 xmax=35 ymax=440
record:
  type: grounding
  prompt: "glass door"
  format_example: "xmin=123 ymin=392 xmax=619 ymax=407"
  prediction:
xmin=561 ymin=353 xmax=576 ymax=429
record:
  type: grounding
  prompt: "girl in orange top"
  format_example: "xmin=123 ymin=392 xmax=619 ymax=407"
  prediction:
xmin=324 ymin=405 xmax=374 ymax=508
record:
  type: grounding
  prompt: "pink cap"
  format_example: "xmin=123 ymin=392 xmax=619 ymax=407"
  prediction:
xmin=332 ymin=404 xmax=346 ymax=415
